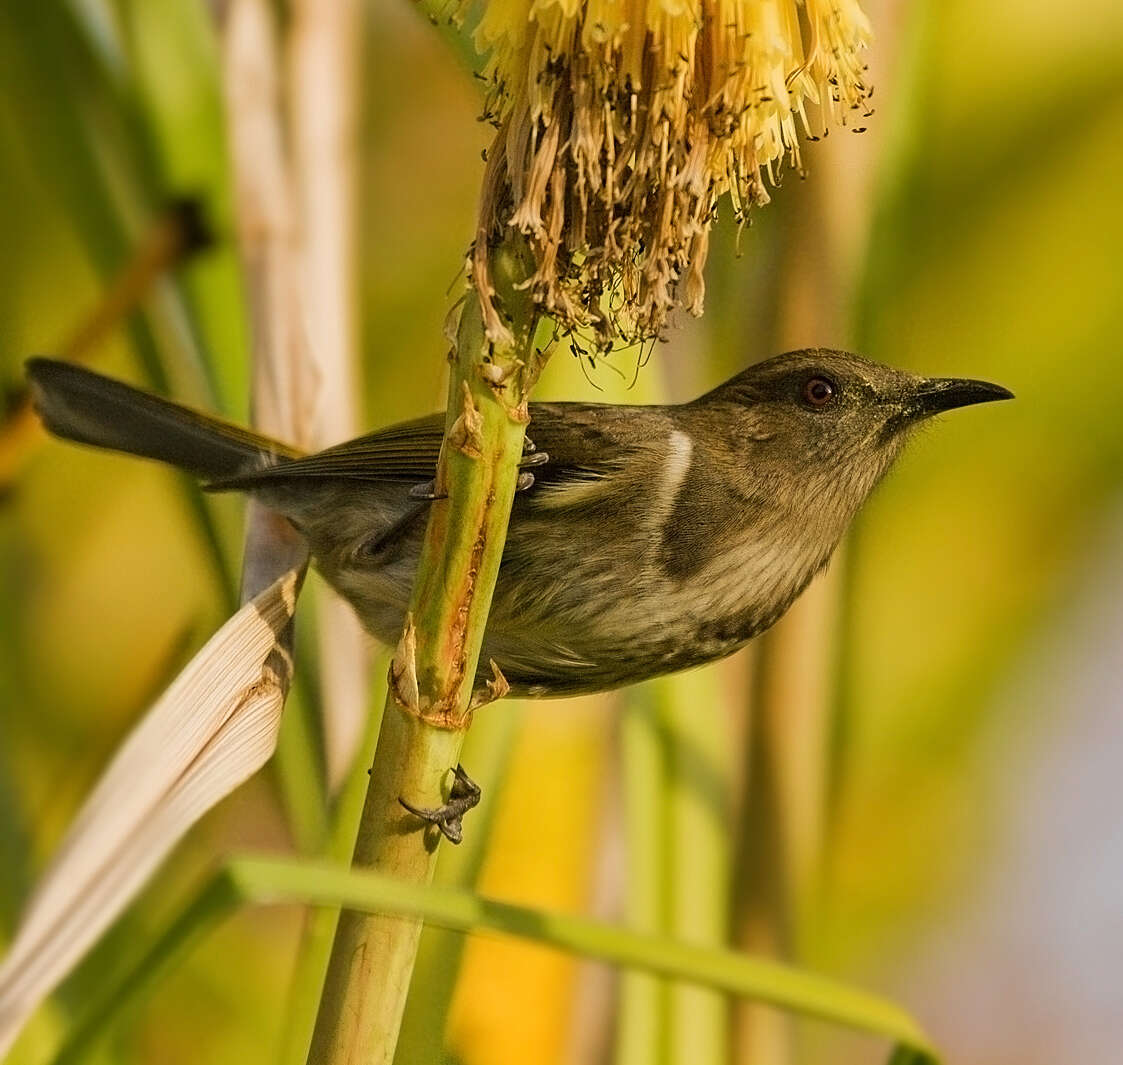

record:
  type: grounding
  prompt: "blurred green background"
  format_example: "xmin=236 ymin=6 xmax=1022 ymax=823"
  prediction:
xmin=1 ymin=1 xmax=1122 ymax=1063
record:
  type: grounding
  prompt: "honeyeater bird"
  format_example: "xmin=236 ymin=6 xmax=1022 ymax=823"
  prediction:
xmin=26 ymin=350 xmax=1011 ymax=699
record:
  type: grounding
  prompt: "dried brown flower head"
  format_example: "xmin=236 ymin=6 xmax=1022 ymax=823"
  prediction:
xmin=468 ymin=0 xmax=872 ymax=351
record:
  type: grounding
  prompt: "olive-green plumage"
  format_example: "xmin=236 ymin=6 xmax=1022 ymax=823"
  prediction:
xmin=26 ymin=351 xmax=1011 ymax=696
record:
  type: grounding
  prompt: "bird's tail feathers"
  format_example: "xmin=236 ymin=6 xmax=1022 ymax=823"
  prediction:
xmin=25 ymin=358 xmax=298 ymax=481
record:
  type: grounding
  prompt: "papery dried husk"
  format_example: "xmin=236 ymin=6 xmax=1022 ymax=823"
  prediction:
xmin=468 ymin=0 xmax=872 ymax=351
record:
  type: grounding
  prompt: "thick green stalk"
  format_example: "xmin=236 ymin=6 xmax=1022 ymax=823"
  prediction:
xmin=308 ymin=259 xmax=537 ymax=1065
xmin=395 ymin=702 xmax=524 ymax=1062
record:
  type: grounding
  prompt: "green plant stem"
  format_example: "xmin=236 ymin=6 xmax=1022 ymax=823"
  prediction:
xmin=273 ymin=677 xmax=329 ymax=853
xmin=661 ymin=668 xmax=734 ymax=1065
xmin=278 ymin=697 xmax=384 ymax=1065
xmin=53 ymin=855 xmax=940 ymax=1065
xmin=307 ymin=254 xmax=538 ymax=1065
xmin=307 ymin=709 xmax=468 ymax=1062
xmin=616 ymin=686 xmax=669 ymax=1065
xmin=395 ymin=702 xmax=524 ymax=1061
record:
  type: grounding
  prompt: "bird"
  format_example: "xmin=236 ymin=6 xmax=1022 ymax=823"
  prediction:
xmin=26 ymin=349 xmax=1012 ymax=702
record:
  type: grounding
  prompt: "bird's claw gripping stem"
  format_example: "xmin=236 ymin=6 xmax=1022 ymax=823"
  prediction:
xmin=398 ymin=764 xmax=481 ymax=845
xmin=408 ymin=479 xmax=446 ymax=501
xmin=409 ymin=448 xmax=546 ymax=501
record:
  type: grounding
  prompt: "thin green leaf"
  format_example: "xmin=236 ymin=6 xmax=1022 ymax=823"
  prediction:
xmin=55 ymin=855 xmax=939 ymax=1065
xmin=887 ymin=1044 xmax=929 ymax=1065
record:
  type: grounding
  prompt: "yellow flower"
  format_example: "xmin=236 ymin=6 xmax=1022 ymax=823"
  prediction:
xmin=468 ymin=0 xmax=873 ymax=350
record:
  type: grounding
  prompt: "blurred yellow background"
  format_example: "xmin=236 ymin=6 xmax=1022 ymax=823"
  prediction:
xmin=1 ymin=1 xmax=1122 ymax=1064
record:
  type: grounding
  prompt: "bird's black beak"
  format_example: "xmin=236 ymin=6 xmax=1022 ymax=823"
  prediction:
xmin=909 ymin=377 xmax=1014 ymax=418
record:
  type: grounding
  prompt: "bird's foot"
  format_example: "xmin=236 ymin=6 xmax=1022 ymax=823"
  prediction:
xmin=408 ymin=448 xmax=545 ymax=501
xmin=519 ymin=449 xmax=549 ymax=469
xmin=398 ymin=764 xmax=481 ymax=845
xmin=408 ymin=479 xmax=445 ymax=501
xmin=515 ymin=448 xmax=549 ymax=492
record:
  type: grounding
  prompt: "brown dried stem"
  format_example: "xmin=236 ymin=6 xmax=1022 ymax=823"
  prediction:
xmin=288 ymin=0 xmax=370 ymax=790
xmin=222 ymin=0 xmax=316 ymax=602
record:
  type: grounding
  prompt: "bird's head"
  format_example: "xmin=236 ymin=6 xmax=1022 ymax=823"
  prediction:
xmin=694 ymin=348 xmax=1013 ymax=538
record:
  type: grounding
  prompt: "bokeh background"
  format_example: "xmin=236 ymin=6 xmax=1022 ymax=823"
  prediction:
xmin=1 ymin=1 xmax=1122 ymax=1063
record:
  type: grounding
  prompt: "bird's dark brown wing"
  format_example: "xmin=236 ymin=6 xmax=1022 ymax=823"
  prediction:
xmin=518 ymin=402 xmax=650 ymax=486
xmin=206 ymin=401 xmax=656 ymax=491
xmin=207 ymin=412 xmax=448 ymax=488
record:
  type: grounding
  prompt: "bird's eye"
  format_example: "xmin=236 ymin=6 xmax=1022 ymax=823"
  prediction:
xmin=801 ymin=376 xmax=837 ymax=409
